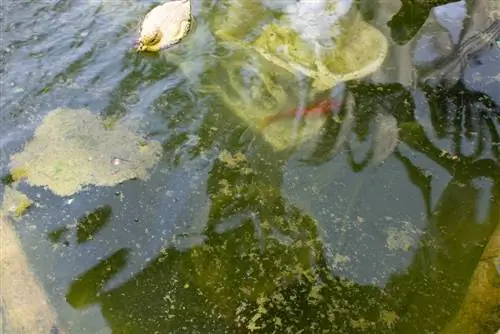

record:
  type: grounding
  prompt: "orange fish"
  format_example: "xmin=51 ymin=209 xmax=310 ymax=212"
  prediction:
xmin=259 ymin=97 xmax=340 ymax=130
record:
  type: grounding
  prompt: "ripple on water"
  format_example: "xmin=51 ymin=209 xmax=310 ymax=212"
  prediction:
xmin=2 ymin=1 xmax=500 ymax=333
xmin=1 ymin=0 xmax=145 ymax=129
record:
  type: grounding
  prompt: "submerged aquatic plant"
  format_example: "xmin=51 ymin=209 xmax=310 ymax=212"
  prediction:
xmin=206 ymin=0 xmax=388 ymax=151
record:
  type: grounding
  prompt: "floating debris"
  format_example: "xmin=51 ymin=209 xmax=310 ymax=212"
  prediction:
xmin=9 ymin=108 xmax=163 ymax=197
xmin=1 ymin=185 xmax=33 ymax=220
xmin=136 ymin=0 xmax=192 ymax=52
xmin=218 ymin=150 xmax=246 ymax=168
xmin=386 ymin=222 xmax=419 ymax=252
xmin=379 ymin=310 xmax=399 ymax=329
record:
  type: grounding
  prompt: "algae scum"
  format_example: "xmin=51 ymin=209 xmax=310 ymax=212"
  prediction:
xmin=9 ymin=108 xmax=162 ymax=197
xmin=1 ymin=0 xmax=500 ymax=333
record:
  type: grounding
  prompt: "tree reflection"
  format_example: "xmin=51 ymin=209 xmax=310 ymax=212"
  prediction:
xmin=63 ymin=73 xmax=499 ymax=332
xmin=298 ymin=61 xmax=499 ymax=331
xmin=59 ymin=2 xmax=500 ymax=334
xmin=386 ymin=0 xmax=459 ymax=44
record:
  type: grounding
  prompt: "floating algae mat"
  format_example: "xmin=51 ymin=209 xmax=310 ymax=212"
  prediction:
xmin=1 ymin=185 xmax=33 ymax=220
xmin=208 ymin=0 xmax=388 ymax=151
xmin=9 ymin=108 xmax=163 ymax=197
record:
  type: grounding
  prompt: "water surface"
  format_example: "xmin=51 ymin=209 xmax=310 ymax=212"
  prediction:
xmin=1 ymin=0 xmax=499 ymax=333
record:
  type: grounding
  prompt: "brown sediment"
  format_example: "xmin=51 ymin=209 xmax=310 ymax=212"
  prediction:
xmin=0 ymin=216 xmax=63 ymax=333
xmin=441 ymin=216 xmax=500 ymax=334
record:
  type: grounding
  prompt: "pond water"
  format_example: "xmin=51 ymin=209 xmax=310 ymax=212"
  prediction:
xmin=1 ymin=0 xmax=499 ymax=333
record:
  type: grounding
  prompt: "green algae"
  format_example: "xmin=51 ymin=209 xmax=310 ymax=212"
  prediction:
xmin=1 ymin=185 xmax=33 ymax=220
xmin=9 ymin=108 xmax=163 ymax=197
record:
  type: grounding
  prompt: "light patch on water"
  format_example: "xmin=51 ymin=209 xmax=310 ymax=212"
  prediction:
xmin=88 ymin=0 xmax=142 ymax=16
xmin=9 ymin=108 xmax=163 ymax=197
xmin=1 ymin=185 xmax=33 ymax=220
xmin=379 ymin=309 xmax=399 ymax=329
xmin=370 ymin=112 xmax=399 ymax=166
xmin=284 ymin=0 xmax=352 ymax=46
xmin=471 ymin=177 xmax=494 ymax=224
xmin=218 ymin=149 xmax=247 ymax=168
xmin=432 ymin=0 xmax=466 ymax=44
xmin=385 ymin=221 xmax=421 ymax=252
xmin=159 ymin=20 xmax=218 ymax=79
xmin=0 ymin=214 xmax=61 ymax=333
xmin=331 ymin=253 xmax=351 ymax=270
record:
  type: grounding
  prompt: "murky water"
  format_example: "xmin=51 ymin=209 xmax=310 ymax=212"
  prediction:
xmin=1 ymin=0 xmax=499 ymax=333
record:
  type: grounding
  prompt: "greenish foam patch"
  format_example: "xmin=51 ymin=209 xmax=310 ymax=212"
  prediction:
xmin=9 ymin=108 xmax=163 ymax=197
xmin=1 ymin=185 xmax=33 ymax=220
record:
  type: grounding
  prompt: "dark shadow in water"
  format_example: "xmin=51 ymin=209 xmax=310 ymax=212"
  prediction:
xmin=63 ymin=75 xmax=500 ymax=332
xmin=63 ymin=161 xmax=499 ymax=333
xmin=66 ymin=248 xmax=130 ymax=309
xmin=76 ymin=205 xmax=113 ymax=244
xmin=387 ymin=178 xmax=500 ymax=333
xmin=46 ymin=205 xmax=113 ymax=246
xmin=386 ymin=0 xmax=460 ymax=44
xmin=65 ymin=151 xmax=399 ymax=333
xmin=303 ymin=78 xmax=499 ymax=215
xmin=47 ymin=225 xmax=70 ymax=244
xmin=1 ymin=173 xmax=15 ymax=186
xmin=393 ymin=149 xmax=433 ymax=218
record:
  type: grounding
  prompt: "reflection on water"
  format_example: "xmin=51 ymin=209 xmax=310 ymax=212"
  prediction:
xmin=1 ymin=0 xmax=499 ymax=333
